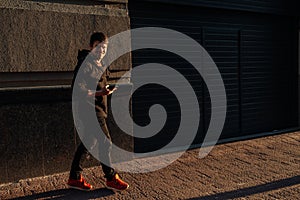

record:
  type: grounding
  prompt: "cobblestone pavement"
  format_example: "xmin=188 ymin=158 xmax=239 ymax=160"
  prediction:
xmin=1 ymin=132 xmax=299 ymax=200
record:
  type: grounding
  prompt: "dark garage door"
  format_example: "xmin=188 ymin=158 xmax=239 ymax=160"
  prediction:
xmin=129 ymin=1 xmax=298 ymax=152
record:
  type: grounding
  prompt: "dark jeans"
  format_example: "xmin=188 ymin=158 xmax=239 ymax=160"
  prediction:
xmin=69 ymin=117 xmax=115 ymax=180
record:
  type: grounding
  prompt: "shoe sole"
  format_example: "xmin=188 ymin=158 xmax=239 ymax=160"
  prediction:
xmin=106 ymin=184 xmax=129 ymax=191
xmin=68 ymin=185 xmax=92 ymax=191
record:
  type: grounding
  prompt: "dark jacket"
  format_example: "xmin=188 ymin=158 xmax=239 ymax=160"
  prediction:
xmin=72 ymin=49 xmax=110 ymax=118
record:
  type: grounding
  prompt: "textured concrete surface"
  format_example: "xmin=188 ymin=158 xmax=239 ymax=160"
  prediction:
xmin=0 ymin=102 xmax=75 ymax=184
xmin=0 ymin=90 xmax=134 ymax=184
xmin=0 ymin=0 xmax=130 ymax=72
xmin=0 ymin=131 xmax=299 ymax=199
xmin=0 ymin=0 xmax=132 ymax=184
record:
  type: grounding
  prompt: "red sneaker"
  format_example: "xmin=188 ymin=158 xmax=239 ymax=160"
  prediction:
xmin=67 ymin=175 xmax=93 ymax=191
xmin=106 ymin=174 xmax=129 ymax=191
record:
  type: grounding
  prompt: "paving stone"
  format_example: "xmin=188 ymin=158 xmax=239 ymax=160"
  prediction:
xmin=0 ymin=132 xmax=299 ymax=200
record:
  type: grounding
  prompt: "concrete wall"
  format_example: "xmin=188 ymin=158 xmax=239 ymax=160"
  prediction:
xmin=0 ymin=0 xmax=132 ymax=184
xmin=0 ymin=0 xmax=130 ymax=73
xmin=298 ymin=28 xmax=300 ymax=127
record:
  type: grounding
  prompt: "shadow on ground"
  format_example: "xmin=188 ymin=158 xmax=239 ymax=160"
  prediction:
xmin=187 ymin=176 xmax=300 ymax=200
xmin=10 ymin=187 xmax=115 ymax=200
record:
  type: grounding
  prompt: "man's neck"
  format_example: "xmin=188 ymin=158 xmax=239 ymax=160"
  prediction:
xmin=96 ymin=59 xmax=103 ymax=66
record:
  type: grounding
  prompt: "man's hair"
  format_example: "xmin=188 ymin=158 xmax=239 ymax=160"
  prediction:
xmin=89 ymin=32 xmax=108 ymax=47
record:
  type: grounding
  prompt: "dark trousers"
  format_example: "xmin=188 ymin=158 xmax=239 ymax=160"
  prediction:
xmin=69 ymin=117 xmax=115 ymax=180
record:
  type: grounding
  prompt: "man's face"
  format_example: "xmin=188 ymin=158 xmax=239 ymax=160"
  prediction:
xmin=91 ymin=40 xmax=108 ymax=61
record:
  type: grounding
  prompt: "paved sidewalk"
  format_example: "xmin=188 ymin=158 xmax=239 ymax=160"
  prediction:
xmin=1 ymin=132 xmax=299 ymax=200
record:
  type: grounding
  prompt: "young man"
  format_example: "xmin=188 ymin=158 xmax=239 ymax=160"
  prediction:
xmin=68 ymin=32 xmax=129 ymax=191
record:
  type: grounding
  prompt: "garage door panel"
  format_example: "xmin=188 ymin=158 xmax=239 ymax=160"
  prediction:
xmin=130 ymin=1 xmax=298 ymax=152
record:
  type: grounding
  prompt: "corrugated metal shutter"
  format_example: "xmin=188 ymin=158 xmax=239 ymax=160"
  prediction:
xmin=132 ymin=0 xmax=300 ymax=16
xmin=241 ymin=17 xmax=298 ymax=134
xmin=203 ymin=28 xmax=240 ymax=139
xmin=129 ymin=2 xmax=298 ymax=152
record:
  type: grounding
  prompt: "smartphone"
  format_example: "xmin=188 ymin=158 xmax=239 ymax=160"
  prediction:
xmin=106 ymin=84 xmax=118 ymax=90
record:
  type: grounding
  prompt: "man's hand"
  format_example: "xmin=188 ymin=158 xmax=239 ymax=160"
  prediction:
xmin=87 ymin=86 xmax=117 ymax=97
xmin=87 ymin=90 xmax=95 ymax=97
xmin=105 ymin=84 xmax=118 ymax=95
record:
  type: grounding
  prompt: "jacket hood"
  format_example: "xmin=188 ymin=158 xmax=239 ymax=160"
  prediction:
xmin=71 ymin=49 xmax=91 ymax=89
xmin=77 ymin=49 xmax=90 ymax=63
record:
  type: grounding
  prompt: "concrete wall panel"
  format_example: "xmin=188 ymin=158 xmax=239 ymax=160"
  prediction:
xmin=0 ymin=0 xmax=130 ymax=72
xmin=0 ymin=0 xmax=132 ymax=184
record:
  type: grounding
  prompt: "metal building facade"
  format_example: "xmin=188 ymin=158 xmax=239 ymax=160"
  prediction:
xmin=129 ymin=0 xmax=299 ymax=152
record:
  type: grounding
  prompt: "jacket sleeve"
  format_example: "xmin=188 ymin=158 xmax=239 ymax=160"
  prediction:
xmin=74 ymin=62 xmax=92 ymax=98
